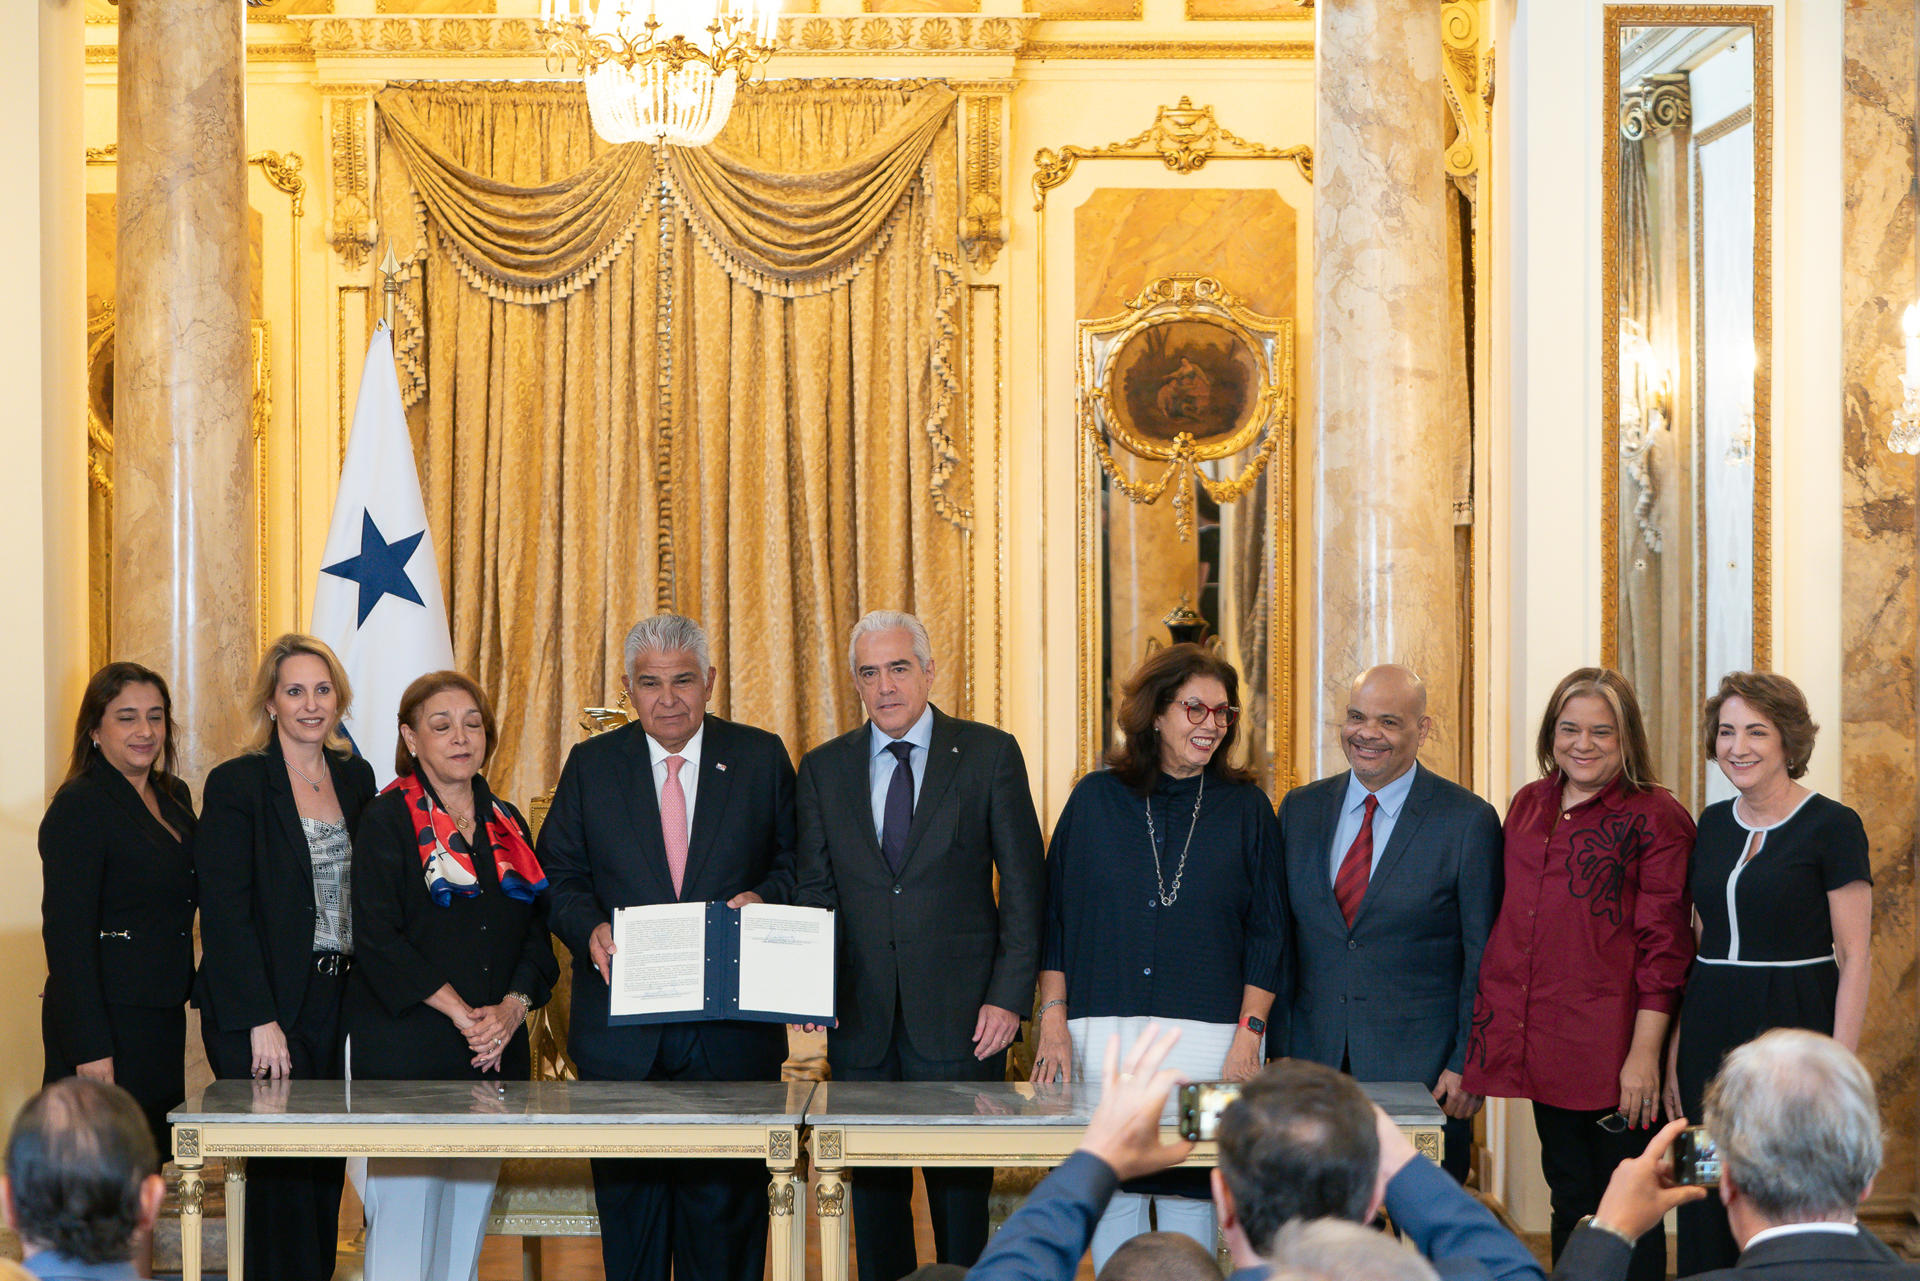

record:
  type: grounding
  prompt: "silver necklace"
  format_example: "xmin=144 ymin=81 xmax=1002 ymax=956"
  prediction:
xmin=286 ymin=759 xmax=324 ymax=792
xmin=1144 ymin=771 xmax=1204 ymax=907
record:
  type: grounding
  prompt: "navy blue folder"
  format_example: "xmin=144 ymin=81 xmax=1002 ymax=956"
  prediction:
xmin=608 ymin=902 xmax=837 ymax=1028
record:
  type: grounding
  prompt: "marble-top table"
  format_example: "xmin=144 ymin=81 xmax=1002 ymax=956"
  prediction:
xmin=802 ymin=1079 xmax=1446 ymax=1281
xmin=169 ymin=1079 xmax=815 ymax=1281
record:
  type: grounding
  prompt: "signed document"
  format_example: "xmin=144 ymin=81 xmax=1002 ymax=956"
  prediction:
xmin=608 ymin=902 xmax=836 ymax=1026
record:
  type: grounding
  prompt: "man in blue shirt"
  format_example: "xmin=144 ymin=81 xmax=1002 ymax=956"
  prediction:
xmin=2 ymin=1078 xmax=164 ymax=1281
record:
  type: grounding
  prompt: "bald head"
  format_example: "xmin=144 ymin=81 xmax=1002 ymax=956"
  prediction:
xmin=1341 ymin=665 xmax=1432 ymax=790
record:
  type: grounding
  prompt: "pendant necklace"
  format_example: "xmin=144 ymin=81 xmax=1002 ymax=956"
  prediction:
xmin=287 ymin=759 xmax=324 ymax=792
xmin=1144 ymin=771 xmax=1204 ymax=907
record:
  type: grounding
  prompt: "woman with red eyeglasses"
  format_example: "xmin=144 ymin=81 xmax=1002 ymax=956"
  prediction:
xmin=1031 ymin=642 xmax=1285 ymax=1269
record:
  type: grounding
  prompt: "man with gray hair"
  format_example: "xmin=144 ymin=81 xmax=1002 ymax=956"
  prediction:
xmin=540 ymin=613 xmax=801 ymax=1281
xmin=796 ymin=609 xmax=1045 ymax=1281
xmin=1552 ymin=1028 xmax=1915 ymax=1281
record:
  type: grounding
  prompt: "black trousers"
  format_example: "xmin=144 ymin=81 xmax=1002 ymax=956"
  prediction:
xmin=1532 ymin=1102 xmax=1665 ymax=1281
xmin=43 ymin=1001 xmax=185 ymax=1163
xmin=836 ymin=1010 xmax=1006 ymax=1281
xmin=203 ymin=967 xmax=347 ymax=1281
xmin=584 ymin=1025 xmax=770 ymax=1281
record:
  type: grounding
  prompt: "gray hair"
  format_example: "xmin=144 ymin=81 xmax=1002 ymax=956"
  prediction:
xmin=1704 ymin=1028 xmax=1882 ymax=1223
xmin=623 ymin=613 xmax=711 ymax=678
xmin=1268 ymin=1219 xmax=1438 ymax=1281
xmin=847 ymin=610 xmax=933 ymax=677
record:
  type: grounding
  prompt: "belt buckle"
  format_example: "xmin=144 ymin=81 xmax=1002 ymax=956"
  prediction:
xmin=315 ymin=953 xmax=350 ymax=977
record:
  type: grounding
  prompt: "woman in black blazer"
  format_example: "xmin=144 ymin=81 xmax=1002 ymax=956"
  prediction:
xmin=40 ymin=662 xmax=197 ymax=1164
xmin=346 ymin=670 xmax=555 ymax=1281
xmin=195 ymin=633 xmax=377 ymax=1281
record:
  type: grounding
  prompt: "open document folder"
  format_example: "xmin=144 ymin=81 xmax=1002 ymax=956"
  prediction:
xmin=608 ymin=902 xmax=837 ymax=1027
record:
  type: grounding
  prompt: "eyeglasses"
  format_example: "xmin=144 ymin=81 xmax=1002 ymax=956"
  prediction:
xmin=1178 ymin=699 xmax=1239 ymax=727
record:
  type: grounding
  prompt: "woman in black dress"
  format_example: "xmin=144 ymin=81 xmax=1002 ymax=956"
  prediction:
xmin=1665 ymin=670 xmax=1871 ymax=1273
xmin=40 ymin=662 xmax=196 ymax=1164
xmin=196 ymin=634 xmax=377 ymax=1281
xmin=1030 ymin=643 xmax=1284 ymax=1268
xmin=346 ymin=670 xmax=555 ymax=1281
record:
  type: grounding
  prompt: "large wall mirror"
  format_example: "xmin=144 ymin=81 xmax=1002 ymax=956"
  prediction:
xmin=1602 ymin=6 xmax=1772 ymax=809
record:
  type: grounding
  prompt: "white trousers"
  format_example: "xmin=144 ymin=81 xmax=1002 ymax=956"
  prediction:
xmin=360 ymin=1157 xmax=501 ymax=1281
xmin=1069 ymin=1014 xmax=1247 ymax=1271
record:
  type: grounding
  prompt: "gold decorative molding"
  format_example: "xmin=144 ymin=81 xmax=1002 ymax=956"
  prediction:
xmin=325 ymin=93 xmax=376 ymax=270
xmin=249 ymin=150 xmax=308 ymax=217
xmin=1620 ymin=73 xmax=1692 ymax=140
xmin=777 ymin=15 xmax=1036 ymax=53
xmin=251 ymin=321 xmax=272 ymax=651
xmin=1600 ymin=5 xmax=1773 ymax=670
xmin=1441 ymin=1 xmax=1491 ymax=188
xmin=86 ymin=40 xmax=315 ymax=62
xmin=85 ymin=144 xmax=116 ymax=165
xmin=960 ymin=94 xmax=1005 ymax=271
xmin=816 ymin=1178 xmax=847 ymax=1217
xmin=294 ymin=15 xmax=547 ymax=55
xmin=1692 ymin=102 xmax=1752 ymax=148
xmin=1021 ymin=39 xmax=1311 ymax=60
xmin=1021 ymin=0 xmax=1142 ymax=21
xmin=1033 ymin=97 xmax=1311 ymax=210
xmin=86 ymin=306 xmax=114 ymax=497
xmin=1184 ymin=0 xmax=1310 ymax=19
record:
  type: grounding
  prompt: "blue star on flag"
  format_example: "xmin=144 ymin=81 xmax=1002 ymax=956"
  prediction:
xmin=322 ymin=512 xmax=427 ymax=626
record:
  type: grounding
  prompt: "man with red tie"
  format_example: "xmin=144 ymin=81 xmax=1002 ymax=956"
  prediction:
xmin=1275 ymin=664 xmax=1502 ymax=1183
xmin=538 ymin=613 xmax=799 ymax=1281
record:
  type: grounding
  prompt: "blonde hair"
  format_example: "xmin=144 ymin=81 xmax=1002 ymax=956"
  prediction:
xmin=244 ymin=634 xmax=354 ymax=755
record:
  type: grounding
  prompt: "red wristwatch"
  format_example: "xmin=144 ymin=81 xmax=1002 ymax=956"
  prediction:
xmin=1239 ymin=1014 xmax=1266 ymax=1036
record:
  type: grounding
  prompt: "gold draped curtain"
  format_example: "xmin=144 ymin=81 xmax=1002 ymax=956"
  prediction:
xmin=374 ymin=80 xmax=971 ymax=806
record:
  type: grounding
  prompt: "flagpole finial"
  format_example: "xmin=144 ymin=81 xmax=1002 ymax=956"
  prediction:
xmin=378 ymin=246 xmax=403 ymax=332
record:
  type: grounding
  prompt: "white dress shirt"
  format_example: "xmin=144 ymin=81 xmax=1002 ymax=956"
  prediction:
xmin=1743 ymin=1221 xmax=1859 ymax=1250
xmin=646 ymin=721 xmax=705 ymax=830
xmin=868 ymin=705 xmax=935 ymax=844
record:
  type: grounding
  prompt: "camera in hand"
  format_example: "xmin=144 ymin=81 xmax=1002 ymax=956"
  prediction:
xmin=1671 ymin=1125 xmax=1721 ymax=1187
xmin=1177 ymin=1081 xmax=1243 ymax=1142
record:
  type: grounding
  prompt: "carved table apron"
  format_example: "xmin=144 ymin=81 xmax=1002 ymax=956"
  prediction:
xmin=801 ymin=1079 xmax=1446 ymax=1281
xmin=170 ymin=1079 xmax=814 ymax=1281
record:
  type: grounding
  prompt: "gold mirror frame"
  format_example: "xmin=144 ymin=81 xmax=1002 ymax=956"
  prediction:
xmin=1601 ymin=5 xmax=1772 ymax=674
xmin=1075 ymin=274 xmax=1295 ymax=796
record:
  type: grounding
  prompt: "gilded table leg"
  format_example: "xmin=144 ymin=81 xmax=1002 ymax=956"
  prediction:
xmin=815 ymin=1165 xmax=850 ymax=1281
xmin=176 ymin=1163 xmax=204 ymax=1281
xmin=767 ymin=1127 xmax=801 ymax=1281
xmin=225 ymin=1156 xmax=247 ymax=1281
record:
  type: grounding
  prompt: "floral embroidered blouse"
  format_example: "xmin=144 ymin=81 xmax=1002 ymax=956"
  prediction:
xmin=1462 ymin=771 xmax=1695 ymax=1110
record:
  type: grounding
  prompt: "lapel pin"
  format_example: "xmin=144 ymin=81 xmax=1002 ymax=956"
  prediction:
xmin=951 ymin=746 xmax=960 ymax=754
xmin=715 ymin=762 xmax=728 ymax=771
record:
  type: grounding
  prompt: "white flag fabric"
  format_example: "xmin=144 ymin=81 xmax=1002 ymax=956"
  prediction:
xmin=310 ymin=326 xmax=455 ymax=788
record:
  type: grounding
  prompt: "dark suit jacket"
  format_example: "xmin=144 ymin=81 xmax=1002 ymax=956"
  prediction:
xmin=538 ymin=714 xmax=798 ymax=1082
xmin=344 ymin=778 xmax=559 ymax=1080
xmin=193 ymin=738 xmax=378 ymax=1034
xmin=1279 ymin=763 xmax=1502 ymax=1084
xmin=39 ymin=755 xmax=197 ymax=1067
xmin=1551 ymin=1223 xmax=1919 ymax=1281
xmin=794 ymin=706 xmax=1045 ymax=1068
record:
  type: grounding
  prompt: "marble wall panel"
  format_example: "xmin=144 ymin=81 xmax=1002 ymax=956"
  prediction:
xmin=1840 ymin=0 xmax=1918 ymax=1236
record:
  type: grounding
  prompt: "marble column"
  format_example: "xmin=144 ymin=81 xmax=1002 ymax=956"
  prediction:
xmin=1311 ymin=0 xmax=1463 ymax=776
xmin=113 ymin=0 xmax=254 ymax=786
xmin=1840 ymin=0 xmax=1918 ymax=1243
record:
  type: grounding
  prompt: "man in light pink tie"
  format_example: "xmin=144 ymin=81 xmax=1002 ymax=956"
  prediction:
xmin=538 ymin=613 xmax=800 ymax=1281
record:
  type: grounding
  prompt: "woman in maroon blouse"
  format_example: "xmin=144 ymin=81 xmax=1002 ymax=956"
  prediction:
xmin=1463 ymin=667 xmax=1694 ymax=1281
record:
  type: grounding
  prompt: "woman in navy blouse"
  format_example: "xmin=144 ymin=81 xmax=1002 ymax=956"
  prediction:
xmin=1030 ymin=642 xmax=1285 ymax=1268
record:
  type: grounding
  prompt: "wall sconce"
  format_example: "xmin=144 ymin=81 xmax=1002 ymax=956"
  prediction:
xmin=1887 ymin=303 xmax=1920 ymax=454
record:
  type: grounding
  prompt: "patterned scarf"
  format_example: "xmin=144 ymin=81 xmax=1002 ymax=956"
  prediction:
xmin=386 ymin=772 xmax=547 ymax=907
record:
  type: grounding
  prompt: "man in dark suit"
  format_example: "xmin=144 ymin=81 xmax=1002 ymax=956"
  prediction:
xmin=1276 ymin=664 xmax=1502 ymax=1182
xmin=539 ymin=613 xmax=799 ymax=1281
xmin=1552 ymin=1030 xmax=1916 ymax=1281
xmin=795 ymin=609 xmax=1046 ymax=1281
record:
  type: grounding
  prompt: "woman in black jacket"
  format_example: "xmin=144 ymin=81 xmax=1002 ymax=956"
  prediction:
xmin=40 ymin=662 xmax=197 ymax=1163
xmin=346 ymin=669 xmax=555 ymax=1281
xmin=195 ymin=633 xmax=377 ymax=1281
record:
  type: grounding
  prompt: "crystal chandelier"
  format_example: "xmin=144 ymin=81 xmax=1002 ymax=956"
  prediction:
xmin=540 ymin=0 xmax=779 ymax=147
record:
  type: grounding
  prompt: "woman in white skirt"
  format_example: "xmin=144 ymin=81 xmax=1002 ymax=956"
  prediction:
xmin=1031 ymin=643 xmax=1285 ymax=1268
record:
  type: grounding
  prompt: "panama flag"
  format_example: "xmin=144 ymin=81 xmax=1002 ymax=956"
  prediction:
xmin=310 ymin=325 xmax=455 ymax=788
